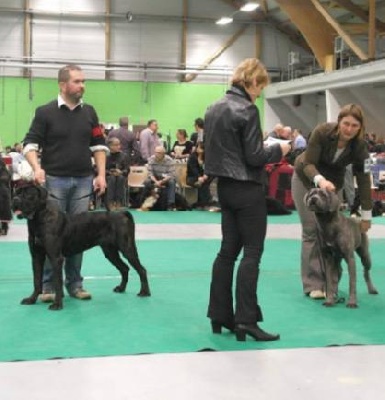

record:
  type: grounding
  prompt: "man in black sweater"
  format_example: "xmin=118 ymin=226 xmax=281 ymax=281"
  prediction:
xmin=23 ymin=64 xmax=108 ymax=302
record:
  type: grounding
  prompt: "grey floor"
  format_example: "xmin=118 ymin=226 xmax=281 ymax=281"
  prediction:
xmin=2 ymin=217 xmax=385 ymax=399
xmin=2 ymin=346 xmax=385 ymax=399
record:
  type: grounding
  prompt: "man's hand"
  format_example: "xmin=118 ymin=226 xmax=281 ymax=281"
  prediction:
xmin=93 ymin=174 xmax=107 ymax=195
xmin=34 ymin=167 xmax=46 ymax=185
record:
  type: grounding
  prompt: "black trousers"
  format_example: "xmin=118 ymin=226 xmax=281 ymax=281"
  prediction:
xmin=207 ymin=177 xmax=267 ymax=324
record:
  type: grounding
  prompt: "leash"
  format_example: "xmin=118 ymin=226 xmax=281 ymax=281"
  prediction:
xmin=48 ymin=191 xmax=96 ymax=201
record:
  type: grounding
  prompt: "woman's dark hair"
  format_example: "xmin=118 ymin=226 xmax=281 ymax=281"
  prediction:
xmin=177 ymin=129 xmax=188 ymax=139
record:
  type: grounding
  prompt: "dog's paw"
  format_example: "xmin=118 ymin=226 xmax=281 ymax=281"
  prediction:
xmin=137 ymin=289 xmax=151 ymax=297
xmin=346 ymin=303 xmax=358 ymax=308
xmin=113 ymin=286 xmax=126 ymax=293
xmin=21 ymin=297 xmax=37 ymax=305
xmin=48 ymin=303 xmax=63 ymax=311
xmin=369 ymin=288 xmax=379 ymax=295
xmin=322 ymin=301 xmax=334 ymax=307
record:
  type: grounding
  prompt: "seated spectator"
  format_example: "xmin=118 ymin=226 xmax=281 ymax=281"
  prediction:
xmin=0 ymin=155 xmax=12 ymax=235
xmin=267 ymin=123 xmax=284 ymax=138
xmin=186 ymin=141 xmax=214 ymax=209
xmin=144 ymin=146 xmax=176 ymax=210
xmin=105 ymin=138 xmax=130 ymax=210
xmin=292 ymin=128 xmax=307 ymax=149
xmin=170 ymin=129 xmax=193 ymax=162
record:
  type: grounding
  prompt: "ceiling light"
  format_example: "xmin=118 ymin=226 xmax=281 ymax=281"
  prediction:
xmin=216 ymin=16 xmax=234 ymax=25
xmin=240 ymin=2 xmax=260 ymax=12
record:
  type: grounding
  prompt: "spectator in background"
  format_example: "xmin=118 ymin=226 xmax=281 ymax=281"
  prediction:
xmin=186 ymin=141 xmax=213 ymax=209
xmin=267 ymin=123 xmax=285 ymax=139
xmin=0 ymin=155 xmax=12 ymax=235
xmin=105 ymin=137 xmax=130 ymax=210
xmin=292 ymin=128 xmax=307 ymax=149
xmin=107 ymin=116 xmax=139 ymax=163
xmin=139 ymin=119 xmax=161 ymax=162
xmin=145 ymin=145 xmax=176 ymax=210
xmin=190 ymin=117 xmax=204 ymax=146
xmin=170 ymin=129 xmax=193 ymax=162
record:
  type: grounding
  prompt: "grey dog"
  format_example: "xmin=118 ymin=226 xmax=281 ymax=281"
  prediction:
xmin=304 ymin=188 xmax=378 ymax=308
xmin=12 ymin=184 xmax=151 ymax=310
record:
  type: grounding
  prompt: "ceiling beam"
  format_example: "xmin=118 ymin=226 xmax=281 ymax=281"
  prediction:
xmin=183 ymin=25 xmax=249 ymax=82
xmin=275 ymin=0 xmax=335 ymax=70
xmin=368 ymin=0 xmax=376 ymax=59
xmin=219 ymin=0 xmax=310 ymax=52
xmin=310 ymin=0 xmax=368 ymax=60
xmin=23 ymin=0 xmax=31 ymax=79
xmin=332 ymin=0 xmax=385 ymax=32
xmin=105 ymin=0 xmax=111 ymax=80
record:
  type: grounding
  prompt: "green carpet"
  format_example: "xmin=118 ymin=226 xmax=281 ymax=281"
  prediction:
xmin=1 ymin=236 xmax=385 ymax=362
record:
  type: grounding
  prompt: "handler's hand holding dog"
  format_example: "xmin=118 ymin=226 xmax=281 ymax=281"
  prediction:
xmin=360 ymin=219 xmax=371 ymax=233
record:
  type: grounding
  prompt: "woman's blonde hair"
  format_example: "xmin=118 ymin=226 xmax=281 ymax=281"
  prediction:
xmin=337 ymin=103 xmax=365 ymax=139
xmin=231 ymin=58 xmax=269 ymax=88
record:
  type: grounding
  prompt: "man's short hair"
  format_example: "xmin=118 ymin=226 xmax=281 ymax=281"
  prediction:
xmin=58 ymin=64 xmax=82 ymax=83
xmin=119 ymin=117 xmax=129 ymax=127
xmin=147 ymin=119 xmax=157 ymax=127
xmin=195 ymin=118 xmax=204 ymax=129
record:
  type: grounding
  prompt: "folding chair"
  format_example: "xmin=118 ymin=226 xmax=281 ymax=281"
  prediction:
xmin=127 ymin=165 xmax=148 ymax=207
xmin=174 ymin=163 xmax=197 ymax=205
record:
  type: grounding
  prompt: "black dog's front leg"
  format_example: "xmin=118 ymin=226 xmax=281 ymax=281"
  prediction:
xmin=21 ymin=238 xmax=45 ymax=305
xmin=46 ymin=254 xmax=64 ymax=311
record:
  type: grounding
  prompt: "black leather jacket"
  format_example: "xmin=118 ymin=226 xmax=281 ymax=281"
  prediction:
xmin=204 ymin=85 xmax=283 ymax=183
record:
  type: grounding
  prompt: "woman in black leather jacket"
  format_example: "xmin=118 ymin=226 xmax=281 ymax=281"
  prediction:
xmin=204 ymin=58 xmax=291 ymax=342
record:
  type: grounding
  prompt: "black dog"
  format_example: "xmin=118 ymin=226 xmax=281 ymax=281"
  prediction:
xmin=12 ymin=184 xmax=151 ymax=310
xmin=140 ymin=181 xmax=192 ymax=211
xmin=304 ymin=188 xmax=378 ymax=308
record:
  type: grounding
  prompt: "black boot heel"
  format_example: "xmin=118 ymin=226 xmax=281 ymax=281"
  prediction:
xmin=211 ymin=321 xmax=222 ymax=334
xmin=211 ymin=320 xmax=235 ymax=334
xmin=235 ymin=329 xmax=246 ymax=341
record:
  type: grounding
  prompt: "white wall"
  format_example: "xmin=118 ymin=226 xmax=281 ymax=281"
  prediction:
xmin=0 ymin=0 xmax=311 ymax=82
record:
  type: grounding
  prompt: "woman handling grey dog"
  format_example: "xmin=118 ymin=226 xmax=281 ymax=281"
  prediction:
xmin=291 ymin=104 xmax=372 ymax=299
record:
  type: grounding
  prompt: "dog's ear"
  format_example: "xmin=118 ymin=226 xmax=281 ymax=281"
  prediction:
xmin=303 ymin=188 xmax=316 ymax=206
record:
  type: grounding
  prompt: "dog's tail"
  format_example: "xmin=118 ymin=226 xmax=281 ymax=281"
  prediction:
xmin=122 ymin=210 xmax=135 ymax=224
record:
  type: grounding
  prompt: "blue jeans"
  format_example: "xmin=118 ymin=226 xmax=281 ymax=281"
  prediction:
xmin=42 ymin=175 xmax=93 ymax=295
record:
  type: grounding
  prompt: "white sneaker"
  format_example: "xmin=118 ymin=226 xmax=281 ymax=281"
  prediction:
xmin=309 ymin=290 xmax=326 ymax=299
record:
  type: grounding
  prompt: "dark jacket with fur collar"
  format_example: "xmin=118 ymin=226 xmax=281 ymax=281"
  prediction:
xmin=294 ymin=122 xmax=372 ymax=211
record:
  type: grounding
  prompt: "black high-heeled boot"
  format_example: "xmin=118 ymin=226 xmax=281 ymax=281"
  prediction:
xmin=211 ymin=320 xmax=235 ymax=334
xmin=235 ymin=324 xmax=280 ymax=342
